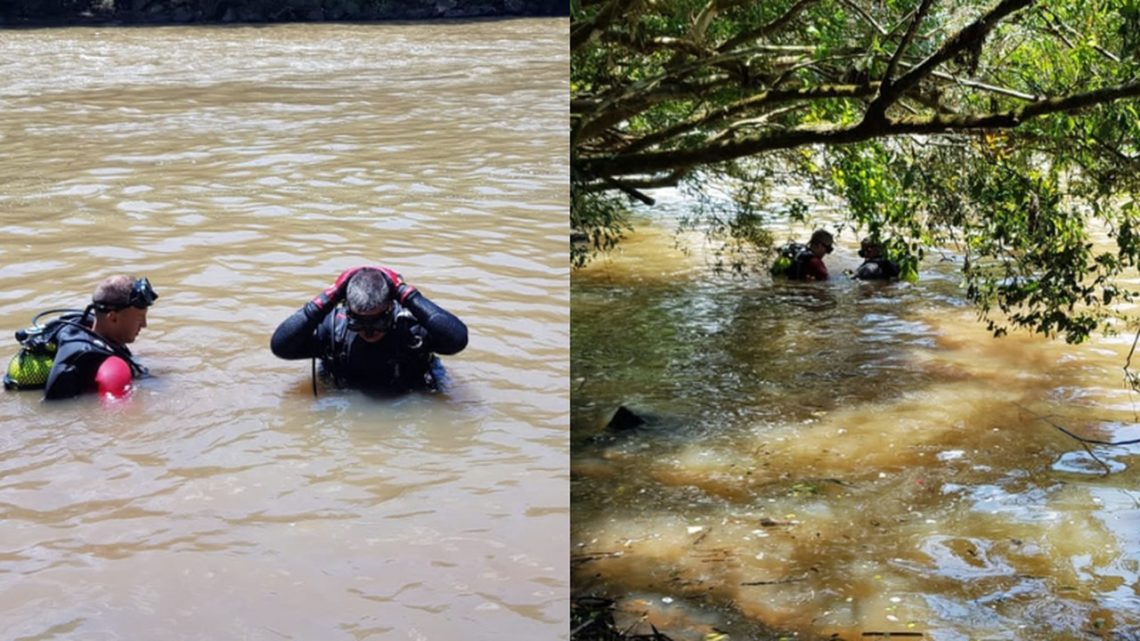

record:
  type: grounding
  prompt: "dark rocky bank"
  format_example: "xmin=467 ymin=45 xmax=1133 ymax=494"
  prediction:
xmin=0 ymin=0 xmax=566 ymax=26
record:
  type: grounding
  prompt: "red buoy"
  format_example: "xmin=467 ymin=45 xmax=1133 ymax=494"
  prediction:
xmin=95 ymin=356 xmax=133 ymax=399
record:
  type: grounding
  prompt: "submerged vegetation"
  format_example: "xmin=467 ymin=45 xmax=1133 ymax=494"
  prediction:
xmin=571 ymin=0 xmax=1140 ymax=343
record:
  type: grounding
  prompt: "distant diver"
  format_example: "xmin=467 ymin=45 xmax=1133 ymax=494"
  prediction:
xmin=852 ymin=238 xmax=902 ymax=281
xmin=771 ymin=229 xmax=834 ymax=281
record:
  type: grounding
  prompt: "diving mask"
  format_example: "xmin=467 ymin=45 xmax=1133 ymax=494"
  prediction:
xmin=93 ymin=277 xmax=159 ymax=312
xmin=346 ymin=304 xmax=396 ymax=334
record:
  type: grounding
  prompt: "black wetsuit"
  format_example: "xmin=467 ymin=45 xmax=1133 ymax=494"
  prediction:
xmin=270 ymin=292 xmax=468 ymax=392
xmin=787 ymin=249 xmax=819 ymax=280
xmin=43 ymin=316 xmax=144 ymax=400
xmin=854 ymin=258 xmax=901 ymax=281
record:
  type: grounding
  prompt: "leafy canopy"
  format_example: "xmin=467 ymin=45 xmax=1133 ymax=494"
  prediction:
xmin=572 ymin=0 xmax=1140 ymax=342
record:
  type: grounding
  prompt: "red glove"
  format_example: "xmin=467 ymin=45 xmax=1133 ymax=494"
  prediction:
xmin=375 ymin=266 xmax=418 ymax=303
xmin=312 ymin=265 xmax=417 ymax=309
xmin=311 ymin=265 xmax=371 ymax=311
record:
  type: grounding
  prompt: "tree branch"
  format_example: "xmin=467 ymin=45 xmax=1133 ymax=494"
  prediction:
xmin=717 ymin=105 xmax=807 ymax=137
xmin=600 ymin=175 xmax=657 ymax=205
xmin=693 ymin=0 xmax=718 ymax=44
xmin=838 ymin=0 xmax=888 ymax=36
xmin=579 ymin=170 xmax=689 ymax=194
xmin=617 ymin=81 xmax=880 ymax=154
xmin=866 ymin=0 xmax=1037 ymax=121
xmin=719 ymin=0 xmax=820 ymax=52
xmin=581 ymin=80 xmax=1140 ymax=177
xmin=575 ymin=45 xmax=871 ymax=145
xmin=575 ymin=41 xmax=794 ymax=144
xmin=1042 ymin=6 xmax=1122 ymax=63
xmin=930 ymin=70 xmax=1039 ymax=101
xmin=571 ymin=0 xmax=642 ymax=52
xmin=880 ymin=0 xmax=935 ymax=94
xmin=575 ymin=74 xmax=730 ymax=145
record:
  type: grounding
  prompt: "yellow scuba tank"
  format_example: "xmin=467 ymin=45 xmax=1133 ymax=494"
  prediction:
xmin=771 ymin=242 xmax=808 ymax=277
xmin=3 ymin=309 xmax=82 ymax=391
xmin=5 ymin=347 xmax=55 ymax=389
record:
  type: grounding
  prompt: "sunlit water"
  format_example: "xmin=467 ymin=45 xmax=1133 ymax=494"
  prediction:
xmin=0 ymin=20 xmax=568 ymax=640
xmin=572 ymin=189 xmax=1140 ymax=640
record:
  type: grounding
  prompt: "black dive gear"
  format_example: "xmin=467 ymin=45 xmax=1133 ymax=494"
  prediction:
xmin=271 ymin=286 xmax=467 ymax=396
xmin=854 ymin=258 xmax=902 ymax=281
xmin=771 ymin=242 xmax=818 ymax=279
xmin=5 ymin=308 xmax=147 ymax=397
xmin=44 ymin=321 xmax=147 ymax=400
xmin=4 ymin=309 xmax=84 ymax=390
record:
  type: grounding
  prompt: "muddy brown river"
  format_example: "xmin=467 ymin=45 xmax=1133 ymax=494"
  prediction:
xmin=572 ymin=191 xmax=1140 ymax=641
xmin=0 ymin=19 xmax=568 ymax=640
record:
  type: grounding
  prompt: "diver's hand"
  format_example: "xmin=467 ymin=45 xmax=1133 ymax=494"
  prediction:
xmin=312 ymin=265 xmax=417 ymax=309
xmin=373 ymin=267 xmax=417 ymax=304
xmin=394 ymin=280 xmax=418 ymax=304
xmin=312 ymin=266 xmax=368 ymax=311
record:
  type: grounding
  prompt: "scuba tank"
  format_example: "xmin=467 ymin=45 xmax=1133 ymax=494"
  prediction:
xmin=4 ymin=309 xmax=86 ymax=390
xmin=771 ymin=242 xmax=810 ymax=278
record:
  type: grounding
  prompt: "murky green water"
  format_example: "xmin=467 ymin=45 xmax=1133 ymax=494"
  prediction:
xmin=572 ymin=202 xmax=1140 ymax=640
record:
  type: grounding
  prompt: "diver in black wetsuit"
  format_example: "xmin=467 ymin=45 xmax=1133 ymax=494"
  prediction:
xmin=43 ymin=276 xmax=156 ymax=400
xmin=270 ymin=265 xmax=468 ymax=393
xmin=853 ymin=238 xmax=902 ymax=281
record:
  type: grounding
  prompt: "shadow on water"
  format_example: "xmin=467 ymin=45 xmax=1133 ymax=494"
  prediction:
xmin=573 ymin=275 xmax=948 ymax=442
xmin=571 ymin=226 xmax=1140 ymax=640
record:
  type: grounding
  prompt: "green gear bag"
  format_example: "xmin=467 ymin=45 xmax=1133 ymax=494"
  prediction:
xmin=3 ymin=310 xmax=83 ymax=391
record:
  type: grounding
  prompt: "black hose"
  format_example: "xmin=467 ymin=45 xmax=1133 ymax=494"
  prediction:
xmin=311 ymin=356 xmax=318 ymax=398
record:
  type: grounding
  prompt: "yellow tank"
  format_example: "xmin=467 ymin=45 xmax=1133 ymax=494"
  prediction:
xmin=4 ymin=349 xmax=55 ymax=389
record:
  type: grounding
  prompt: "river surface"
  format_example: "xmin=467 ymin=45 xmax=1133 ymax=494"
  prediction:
xmin=0 ymin=20 xmax=568 ymax=640
xmin=572 ymin=189 xmax=1140 ymax=640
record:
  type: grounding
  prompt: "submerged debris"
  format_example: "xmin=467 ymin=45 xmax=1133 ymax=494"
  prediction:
xmin=607 ymin=405 xmax=647 ymax=431
xmin=571 ymin=596 xmax=675 ymax=641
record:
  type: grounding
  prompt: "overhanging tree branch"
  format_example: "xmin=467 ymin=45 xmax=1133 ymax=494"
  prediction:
xmin=866 ymin=0 xmax=1036 ymax=121
xmin=582 ymin=80 xmax=1140 ymax=177
xmin=578 ymin=170 xmax=690 ymax=194
xmin=576 ymin=44 xmax=871 ymax=145
xmin=618 ymin=81 xmax=881 ymax=154
xmin=719 ymin=0 xmax=820 ymax=52
xmin=1042 ymin=6 xmax=1122 ymax=64
xmin=572 ymin=0 xmax=1140 ymax=347
xmin=571 ymin=0 xmax=642 ymax=52
xmin=929 ymin=70 xmax=1039 ymax=101
xmin=880 ymin=0 xmax=935 ymax=96
xmin=838 ymin=0 xmax=888 ymax=37
xmin=575 ymin=45 xmax=798 ymax=144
